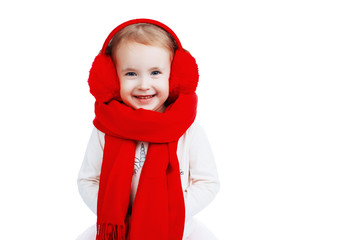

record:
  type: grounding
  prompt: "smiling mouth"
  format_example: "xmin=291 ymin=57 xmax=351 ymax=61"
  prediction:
xmin=134 ymin=94 xmax=156 ymax=99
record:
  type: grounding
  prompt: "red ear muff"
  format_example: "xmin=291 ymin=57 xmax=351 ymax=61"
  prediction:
xmin=88 ymin=19 xmax=199 ymax=104
xmin=168 ymin=50 xmax=199 ymax=103
xmin=88 ymin=54 xmax=120 ymax=103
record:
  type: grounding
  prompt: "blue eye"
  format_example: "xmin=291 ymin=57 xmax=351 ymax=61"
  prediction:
xmin=125 ymin=72 xmax=137 ymax=77
xmin=151 ymin=71 xmax=161 ymax=75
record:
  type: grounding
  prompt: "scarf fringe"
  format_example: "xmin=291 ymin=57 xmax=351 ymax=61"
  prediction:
xmin=96 ymin=223 xmax=125 ymax=240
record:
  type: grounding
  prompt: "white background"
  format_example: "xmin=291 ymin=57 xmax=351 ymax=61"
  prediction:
xmin=0 ymin=0 xmax=359 ymax=239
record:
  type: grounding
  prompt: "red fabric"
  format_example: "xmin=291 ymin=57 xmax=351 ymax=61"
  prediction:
xmin=88 ymin=54 xmax=120 ymax=104
xmin=94 ymin=93 xmax=198 ymax=240
xmin=168 ymin=50 xmax=199 ymax=103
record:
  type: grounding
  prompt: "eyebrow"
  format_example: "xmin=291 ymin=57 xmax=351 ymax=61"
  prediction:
xmin=121 ymin=67 xmax=137 ymax=72
xmin=121 ymin=67 xmax=164 ymax=72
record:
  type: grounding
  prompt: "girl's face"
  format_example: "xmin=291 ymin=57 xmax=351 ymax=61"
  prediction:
xmin=114 ymin=42 xmax=171 ymax=113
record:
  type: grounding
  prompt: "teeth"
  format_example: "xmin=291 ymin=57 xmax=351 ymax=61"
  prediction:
xmin=136 ymin=95 xmax=154 ymax=99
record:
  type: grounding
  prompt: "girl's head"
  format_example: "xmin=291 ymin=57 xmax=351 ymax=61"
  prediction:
xmin=105 ymin=23 xmax=178 ymax=112
xmin=88 ymin=19 xmax=199 ymax=109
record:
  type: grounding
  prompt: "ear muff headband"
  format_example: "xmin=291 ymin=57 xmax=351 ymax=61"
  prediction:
xmin=88 ymin=19 xmax=198 ymax=104
xmin=100 ymin=18 xmax=183 ymax=55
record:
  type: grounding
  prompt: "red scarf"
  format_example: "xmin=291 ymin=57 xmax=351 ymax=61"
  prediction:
xmin=93 ymin=93 xmax=197 ymax=240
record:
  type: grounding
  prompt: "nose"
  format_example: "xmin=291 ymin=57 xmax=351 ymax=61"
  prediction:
xmin=138 ymin=76 xmax=151 ymax=90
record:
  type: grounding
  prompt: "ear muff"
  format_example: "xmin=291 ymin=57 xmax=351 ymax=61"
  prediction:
xmin=88 ymin=18 xmax=199 ymax=104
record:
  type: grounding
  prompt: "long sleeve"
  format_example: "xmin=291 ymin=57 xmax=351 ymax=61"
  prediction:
xmin=184 ymin=124 xmax=220 ymax=220
xmin=77 ymin=127 xmax=104 ymax=215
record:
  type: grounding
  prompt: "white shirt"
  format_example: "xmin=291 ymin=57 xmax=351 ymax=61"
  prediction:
xmin=77 ymin=122 xmax=220 ymax=238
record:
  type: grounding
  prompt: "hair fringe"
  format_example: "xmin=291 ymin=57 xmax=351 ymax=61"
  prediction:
xmin=106 ymin=23 xmax=177 ymax=60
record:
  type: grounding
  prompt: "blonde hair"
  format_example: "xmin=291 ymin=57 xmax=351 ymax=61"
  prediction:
xmin=106 ymin=23 xmax=178 ymax=61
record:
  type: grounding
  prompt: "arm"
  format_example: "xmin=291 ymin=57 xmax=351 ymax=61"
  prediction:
xmin=184 ymin=123 xmax=220 ymax=220
xmin=77 ymin=127 xmax=104 ymax=215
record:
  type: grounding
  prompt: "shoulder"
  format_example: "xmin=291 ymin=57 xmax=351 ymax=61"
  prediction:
xmin=186 ymin=121 xmax=207 ymax=136
xmin=181 ymin=121 xmax=208 ymax=144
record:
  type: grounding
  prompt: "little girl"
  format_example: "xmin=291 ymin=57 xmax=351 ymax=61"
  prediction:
xmin=77 ymin=19 xmax=220 ymax=240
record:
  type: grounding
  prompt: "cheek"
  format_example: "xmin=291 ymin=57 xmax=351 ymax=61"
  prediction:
xmin=159 ymin=77 xmax=170 ymax=98
xmin=119 ymin=79 xmax=132 ymax=98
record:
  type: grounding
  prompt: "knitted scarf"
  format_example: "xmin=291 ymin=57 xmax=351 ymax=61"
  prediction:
xmin=93 ymin=93 xmax=197 ymax=240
